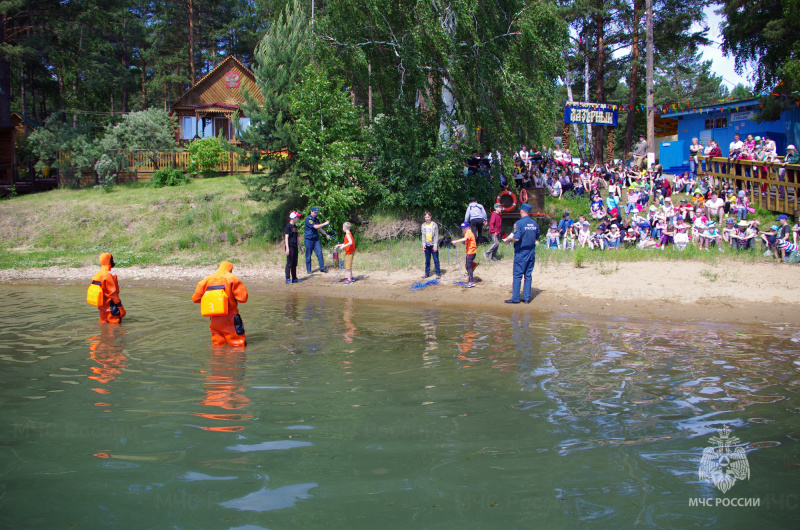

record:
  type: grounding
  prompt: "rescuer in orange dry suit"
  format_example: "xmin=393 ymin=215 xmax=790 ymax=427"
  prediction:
xmin=192 ymin=261 xmax=249 ymax=347
xmin=88 ymin=253 xmax=126 ymax=324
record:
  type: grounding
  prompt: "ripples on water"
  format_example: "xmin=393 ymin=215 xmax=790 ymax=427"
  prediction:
xmin=0 ymin=285 xmax=799 ymax=528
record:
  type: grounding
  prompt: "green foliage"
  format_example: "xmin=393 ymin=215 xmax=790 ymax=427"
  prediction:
xmin=93 ymin=155 xmax=118 ymax=192
xmin=238 ymin=0 xmax=311 ymax=200
xmin=186 ymin=137 xmax=228 ymax=176
xmin=28 ymin=115 xmax=102 ymax=186
xmin=290 ymin=66 xmax=369 ymax=232
xmin=103 ymin=108 xmax=178 ymax=169
xmin=150 ymin=167 xmax=190 ymax=188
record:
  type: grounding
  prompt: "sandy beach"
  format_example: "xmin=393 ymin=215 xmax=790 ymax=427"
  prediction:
xmin=2 ymin=259 xmax=798 ymax=325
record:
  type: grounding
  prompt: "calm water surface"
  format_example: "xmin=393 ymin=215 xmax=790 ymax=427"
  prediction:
xmin=1 ymin=285 xmax=799 ymax=528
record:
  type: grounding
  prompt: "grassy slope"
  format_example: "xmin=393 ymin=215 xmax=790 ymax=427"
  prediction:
xmin=0 ymin=176 xmax=784 ymax=271
xmin=0 ymin=177 xmax=281 ymax=268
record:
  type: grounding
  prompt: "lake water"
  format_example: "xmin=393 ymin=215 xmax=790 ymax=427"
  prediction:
xmin=1 ymin=285 xmax=799 ymax=528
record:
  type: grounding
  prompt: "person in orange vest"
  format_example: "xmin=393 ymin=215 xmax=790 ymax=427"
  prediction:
xmin=87 ymin=253 xmax=126 ymax=324
xmin=192 ymin=261 xmax=249 ymax=347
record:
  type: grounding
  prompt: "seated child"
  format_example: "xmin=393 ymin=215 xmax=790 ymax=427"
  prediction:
xmin=546 ymin=222 xmax=560 ymax=249
xmin=623 ymin=228 xmax=638 ymax=248
xmin=578 ymin=221 xmax=592 ymax=247
xmin=703 ymin=221 xmax=723 ymax=252
xmin=606 ymin=224 xmax=621 ymax=249
xmin=673 ymin=226 xmax=689 ymax=250
xmin=589 ymin=226 xmax=607 ymax=250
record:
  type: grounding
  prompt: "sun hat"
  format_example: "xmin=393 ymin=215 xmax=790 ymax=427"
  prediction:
xmin=776 ymin=214 xmax=789 ymax=221
xmin=701 ymin=216 xmax=708 ymax=222
xmin=737 ymin=221 xmax=748 ymax=227
xmin=738 ymin=190 xmax=745 ymax=197
xmin=788 ymin=145 xmax=796 ymax=150
xmin=563 ymin=212 xmax=570 ymax=217
xmin=726 ymin=218 xmax=735 ymax=224
xmin=289 ymin=211 xmax=300 ymax=219
xmin=649 ymin=205 xmax=657 ymax=211
xmin=627 ymin=228 xmax=634 ymax=232
xmin=770 ymin=224 xmax=779 ymax=231
xmin=754 ymin=136 xmax=762 ymax=142
xmin=707 ymin=221 xmax=716 ymax=227
xmin=494 ymin=203 xmax=502 ymax=209
xmin=460 ymin=221 xmax=470 ymax=229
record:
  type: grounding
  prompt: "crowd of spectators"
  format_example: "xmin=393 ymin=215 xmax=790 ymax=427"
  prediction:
xmin=463 ymin=142 xmax=799 ymax=263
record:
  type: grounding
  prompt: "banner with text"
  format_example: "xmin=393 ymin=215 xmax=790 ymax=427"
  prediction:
xmin=564 ymin=102 xmax=618 ymax=127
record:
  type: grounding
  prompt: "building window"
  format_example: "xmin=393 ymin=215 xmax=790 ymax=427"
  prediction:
xmin=236 ymin=117 xmax=251 ymax=136
xmin=704 ymin=116 xmax=727 ymax=130
xmin=182 ymin=117 xmax=196 ymax=140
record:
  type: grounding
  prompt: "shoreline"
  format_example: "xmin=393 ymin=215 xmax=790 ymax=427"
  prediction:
xmin=2 ymin=260 xmax=799 ymax=325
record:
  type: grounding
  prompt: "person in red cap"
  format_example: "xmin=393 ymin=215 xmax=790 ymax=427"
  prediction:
xmin=88 ymin=253 xmax=126 ymax=324
xmin=192 ymin=261 xmax=249 ymax=347
xmin=284 ymin=211 xmax=303 ymax=285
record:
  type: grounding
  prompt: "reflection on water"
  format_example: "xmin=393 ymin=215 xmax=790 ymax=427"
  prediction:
xmin=1 ymin=285 xmax=799 ymax=528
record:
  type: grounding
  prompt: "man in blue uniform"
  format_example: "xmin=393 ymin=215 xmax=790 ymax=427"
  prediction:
xmin=305 ymin=206 xmax=331 ymax=273
xmin=503 ymin=203 xmax=540 ymax=304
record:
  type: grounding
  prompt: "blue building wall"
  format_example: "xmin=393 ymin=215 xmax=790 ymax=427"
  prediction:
xmin=669 ymin=103 xmax=800 ymax=164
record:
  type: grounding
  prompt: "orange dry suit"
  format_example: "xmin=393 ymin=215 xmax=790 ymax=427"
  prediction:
xmin=90 ymin=253 xmax=126 ymax=324
xmin=192 ymin=261 xmax=249 ymax=347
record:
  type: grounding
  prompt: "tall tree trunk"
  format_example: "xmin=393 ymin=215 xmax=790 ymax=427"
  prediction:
xmin=563 ymin=71 xmax=586 ymax=161
xmin=0 ymin=15 xmax=9 ymax=129
xmin=141 ymin=55 xmax=146 ymax=109
xmin=646 ymin=0 xmax=655 ymax=162
xmin=593 ymin=8 xmax=605 ymax=165
xmin=438 ymin=5 xmax=456 ymax=142
xmin=624 ymin=0 xmax=641 ymax=159
xmin=20 ymin=62 xmax=27 ymax=134
xmin=121 ymin=14 xmax=129 ymax=112
xmin=187 ymin=0 xmax=196 ymax=86
xmin=583 ymin=54 xmax=593 ymax=162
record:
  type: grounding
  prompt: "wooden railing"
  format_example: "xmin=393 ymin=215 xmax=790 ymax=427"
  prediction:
xmin=699 ymin=156 xmax=800 ymax=215
xmin=56 ymin=150 xmax=253 ymax=185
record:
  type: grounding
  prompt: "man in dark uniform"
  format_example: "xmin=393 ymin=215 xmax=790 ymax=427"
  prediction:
xmin=503 ymin=203 xmax=540 ymax=304
xmin=305 ymin=206 xmax=331 ymax=273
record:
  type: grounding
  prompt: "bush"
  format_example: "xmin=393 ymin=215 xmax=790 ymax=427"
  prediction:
xmin=150 ymin=167 xmax=190 ymax=188
xmin=186 ymin=137 xmax=228 ymax=176
xmin=94 ymin=154 xmax=117 ymax=192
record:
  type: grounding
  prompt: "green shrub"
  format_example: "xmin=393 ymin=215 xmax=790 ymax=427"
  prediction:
xmin=150 ymin=167 xmax=190 ymax=188
xmin=186 ymin=137 xmax=228 ymax=176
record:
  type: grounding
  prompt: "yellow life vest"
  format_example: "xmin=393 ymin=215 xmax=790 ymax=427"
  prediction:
xmin=87 ymin=280 xmax=103 ymax=307
xmin=200 ymin=285 xmax=228 ymax=316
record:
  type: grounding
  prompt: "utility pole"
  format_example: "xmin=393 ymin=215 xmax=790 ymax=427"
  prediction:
xmin=645 ymin=0 xmax=654 ymax=165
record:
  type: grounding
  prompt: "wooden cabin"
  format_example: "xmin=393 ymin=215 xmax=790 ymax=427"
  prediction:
xmin=170 ymin=56 xmax=263 ymax=144
xmin=11 ymin=112 xmax=38 ymax=140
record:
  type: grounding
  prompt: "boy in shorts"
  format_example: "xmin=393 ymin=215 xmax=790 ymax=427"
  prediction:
xmin=451 ymin=221 xmax=477 ymax=288
xmin=334 ymin=222 xmax=356 ymax=284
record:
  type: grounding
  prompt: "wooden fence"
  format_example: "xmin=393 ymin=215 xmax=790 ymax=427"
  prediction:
xmin=699 ymin=156 xmax=800 ymax=216
xmin=56 ymin=150 xmax=253 ymax=187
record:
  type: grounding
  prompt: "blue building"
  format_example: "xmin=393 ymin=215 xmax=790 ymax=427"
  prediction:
xmin=658 ymin=98 xmax=800 ymax=173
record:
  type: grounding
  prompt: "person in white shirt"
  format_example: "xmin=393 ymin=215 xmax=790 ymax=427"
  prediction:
xmin=729 ymin=133 xmax=744 ymax=160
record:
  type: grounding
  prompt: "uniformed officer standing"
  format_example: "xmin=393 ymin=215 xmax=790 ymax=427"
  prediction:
xmin=502 ymin=203 xmax=540 ymax=304
xmin=304 ymin=206 xmax=331 ymax=273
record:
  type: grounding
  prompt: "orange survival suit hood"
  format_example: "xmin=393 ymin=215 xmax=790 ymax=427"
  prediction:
xmin=218 ymin=261 xmax=233 ymax=273
xmin=99 ymin=253 xmax=114 ymax=269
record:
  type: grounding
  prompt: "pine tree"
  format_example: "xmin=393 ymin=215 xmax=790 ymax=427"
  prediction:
xmin=238 ymin=0 xmax=312 ymax=201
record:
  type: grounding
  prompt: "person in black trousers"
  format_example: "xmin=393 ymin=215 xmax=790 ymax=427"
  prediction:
xmin=284 ymin=211 xmax=303 ymax=284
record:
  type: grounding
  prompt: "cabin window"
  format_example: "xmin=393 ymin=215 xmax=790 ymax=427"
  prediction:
xmin=182 ymin=117 xmax=196 ymax=140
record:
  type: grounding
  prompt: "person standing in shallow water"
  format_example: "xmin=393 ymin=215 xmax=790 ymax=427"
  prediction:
xmin=503 ymin=203 xmax=540 ymax=304
xmin=192 ymin=261 xmax=249 ymax=347
xmin=89 ymin=253 xmax=126 ymax=324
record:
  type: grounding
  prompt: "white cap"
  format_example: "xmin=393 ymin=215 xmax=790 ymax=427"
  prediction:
xmin=788 ymin=145 xmax=796 ymax=151
xmin=289 ymin=211 xmax=299 ymax=219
